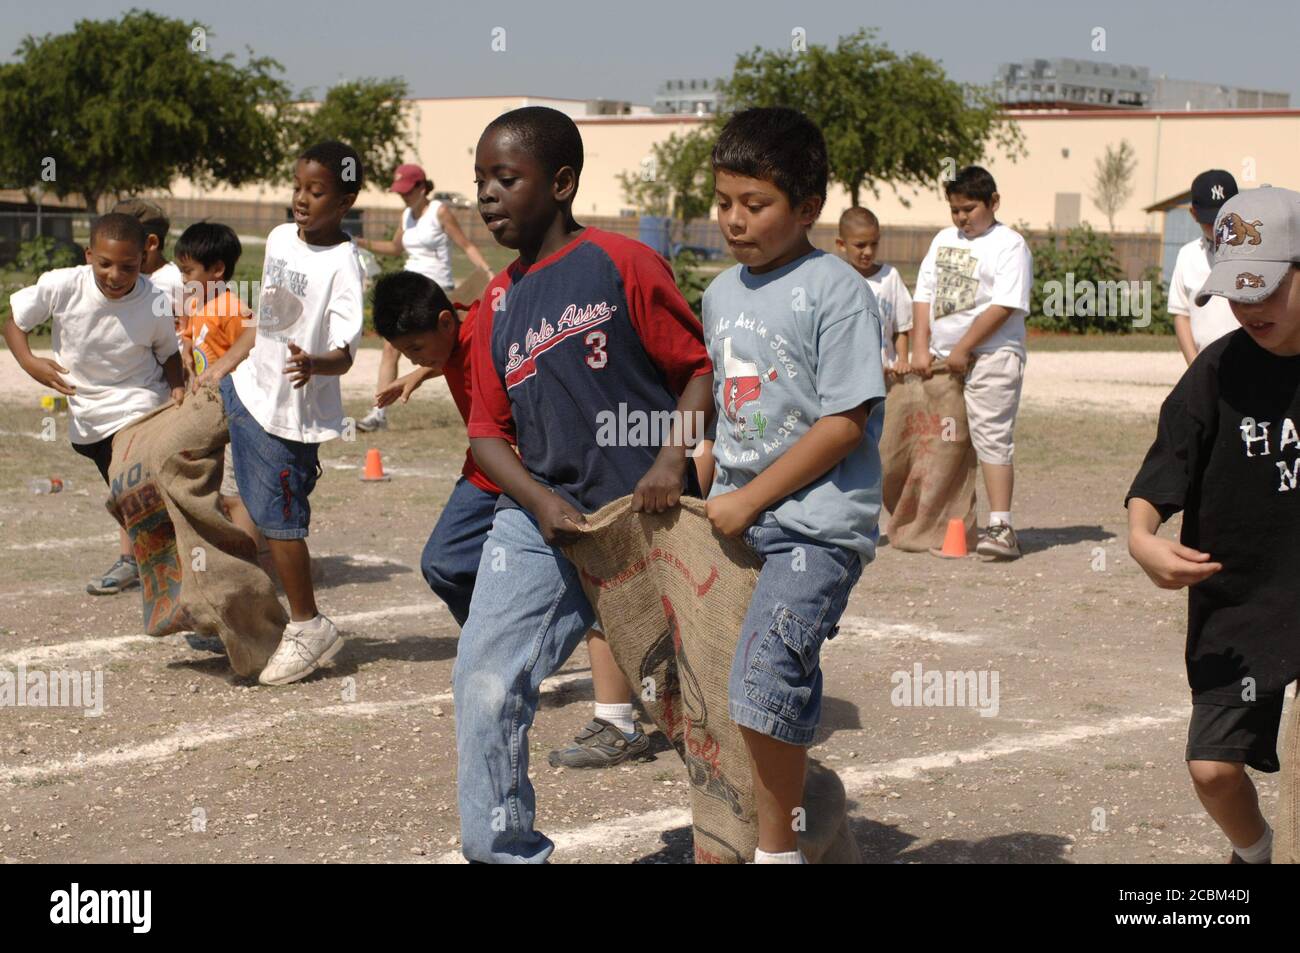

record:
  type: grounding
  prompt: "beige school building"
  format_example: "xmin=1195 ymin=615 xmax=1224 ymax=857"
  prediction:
xmin=164 ymin=95 xmax=1300 ymax=227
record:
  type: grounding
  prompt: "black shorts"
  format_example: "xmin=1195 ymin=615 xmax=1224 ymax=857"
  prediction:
xmin=1185 ymin=691 xmax=1294 ymax=773
xmin=73 ymin=435 xmax=115 ymax=485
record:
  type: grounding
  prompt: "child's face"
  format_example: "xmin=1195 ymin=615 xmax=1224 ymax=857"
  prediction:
xmin=389 ymin=311 xmax=458 ymax=371
xmin=474 ymin=128 xmax=572 ymax=250
xmin=86 ymin=237 xmax=144 ymax=299
xmin=1229 ymin=266 xmax=1300 ymax=356
xmin=177 ymin=255 xmax=225 ymax=308
xmin=714 ymin=169 xmax=820 ymax=272
xmin=292 ymin=159 xmax=356 ymax=237
xmin=1189 ymin=208 xmax=1215 ymax=243
xmin=948 ymin=192 xmax=998 ymax=239
xmin=836 ymin=223 xmax=881 ymax=275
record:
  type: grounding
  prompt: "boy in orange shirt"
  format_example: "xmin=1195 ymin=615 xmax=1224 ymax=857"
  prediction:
xmin=178 ymin=222 xmax=263 ymax=551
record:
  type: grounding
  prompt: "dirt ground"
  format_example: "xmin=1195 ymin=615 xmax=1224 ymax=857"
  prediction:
xmin=0 ymin=351 xmax=1283 ymax=864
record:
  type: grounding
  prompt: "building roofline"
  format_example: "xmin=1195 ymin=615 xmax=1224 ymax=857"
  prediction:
xmin=1004 ymin=107 xmax=1300 ymax=120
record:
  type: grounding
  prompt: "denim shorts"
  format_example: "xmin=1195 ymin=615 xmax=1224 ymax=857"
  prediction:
xmin=728 ymin=512 xmax=864 ymax=746
xmin=220 ymin=376 xmax=321 ymax=540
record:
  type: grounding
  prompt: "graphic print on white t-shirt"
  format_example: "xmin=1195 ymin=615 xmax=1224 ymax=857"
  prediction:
xmin=934 ymin=246 xmax=980 ymax=318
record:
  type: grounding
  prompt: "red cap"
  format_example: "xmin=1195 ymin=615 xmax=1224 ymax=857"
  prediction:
xmin=390 ymin=163 xmax=427 ymax=194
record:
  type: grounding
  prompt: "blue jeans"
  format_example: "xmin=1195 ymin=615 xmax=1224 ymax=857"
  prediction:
xmin=421 ymin=477 xmax=499 ymax=626
xmin=220 ymin=376 xmax=320 ymax=540
xmin=452 ymin=506 xmax=595 ymax=863
xmin=728 ymin=512 xmax=864 ymax=746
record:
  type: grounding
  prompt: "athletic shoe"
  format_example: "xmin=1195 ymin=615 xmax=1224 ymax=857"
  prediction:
xmin=547 ymin=718 xmax=651 ymax=768
xmin=86 ymin=555 xmax=140 ymax=595
xmin=1228 ymin=851 xmax=1270 ymax=864
xmin=356 ymin=407 xmax=388 ymax=432
xmin=258 ymin=615 xmax=344 ymax=686
xmin=976 ymin=522 xmax=1021 ymax=560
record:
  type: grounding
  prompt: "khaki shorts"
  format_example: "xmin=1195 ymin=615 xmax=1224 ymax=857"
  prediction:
xmin=219 ymin=447 xmax=240 ymax=498
xmin=963 ymin=348 xmax=1024 ymax=465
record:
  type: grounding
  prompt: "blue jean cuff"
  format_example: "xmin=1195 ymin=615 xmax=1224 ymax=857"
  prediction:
xmin=261 ymin=526 xmax=309 ymax=540
xmin=729 ymin=700 xmax=816 ymax=746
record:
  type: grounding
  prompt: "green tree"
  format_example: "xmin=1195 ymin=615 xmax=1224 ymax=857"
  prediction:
xmin=287 ymin=78 xmax=415 ymax=187
xmin=0 ymin=9 xmax=291 ymax=212
xmin=1091 ymin=140 xmax=1137 ymax=232
xmin=720 ymin=29 xmax=1023 ymax=208
xmin=618 ymin=127 xmax=717 ymax=231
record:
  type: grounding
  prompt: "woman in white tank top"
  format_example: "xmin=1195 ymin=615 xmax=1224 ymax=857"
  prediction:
xmin=355 ymin=163 xmax=492 ymax=430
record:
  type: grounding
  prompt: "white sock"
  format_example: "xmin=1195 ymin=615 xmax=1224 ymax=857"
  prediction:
xmin=754 ymin=848 xmax=805 ymax=864
xmin=594 ymin=702 xmax=635 ymax=737
xmin=1235 ymin=824 xmax=1273 ymax=863
xmin=372 ymin=406 xmax=386 ymax=419
xmin=989 ymin=511 xmax=1012 ymax=527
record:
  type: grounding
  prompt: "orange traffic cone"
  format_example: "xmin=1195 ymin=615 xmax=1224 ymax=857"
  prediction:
xmin=361 ymin=448 xmax=390 ymax=482
xmin=929 ymin=518 xmax=969 ymax=559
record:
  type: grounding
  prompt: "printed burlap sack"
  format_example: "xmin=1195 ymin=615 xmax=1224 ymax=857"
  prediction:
xmin=879 ymin=366 xmax=978 ymax=552
xmin=562 ymin=496 xmax=861 ymax=863
xmin=104 ymin=384 xmax=285 ymax=677
xmin=1275 ymin=690 xmax=1299 ymax=863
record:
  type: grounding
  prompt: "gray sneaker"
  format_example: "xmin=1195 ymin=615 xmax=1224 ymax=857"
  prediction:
xmin=547 ymin=718 xmax=651 ymax=768
xmin=356 ymin=407 xmax=388 ymax=432
xmin=976 ymin=522 xmax=1021 ymax=560
xmin=86 ymin=555 xmax=140 ymax=595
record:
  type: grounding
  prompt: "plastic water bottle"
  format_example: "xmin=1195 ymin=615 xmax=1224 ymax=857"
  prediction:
xmin=29 ymin=477 xmax=65 ymax=494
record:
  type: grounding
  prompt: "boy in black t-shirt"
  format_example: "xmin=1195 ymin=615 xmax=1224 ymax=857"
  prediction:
xmin=1127 ymin=186 xmax=1300 ymax=864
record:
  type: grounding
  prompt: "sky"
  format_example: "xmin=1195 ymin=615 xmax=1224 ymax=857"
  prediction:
xmin=2 ymin=0 xmax=1298 ymax=104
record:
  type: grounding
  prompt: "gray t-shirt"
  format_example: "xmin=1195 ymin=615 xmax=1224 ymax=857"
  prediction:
xmin=703 ymin=250 xmax=887 ymax=562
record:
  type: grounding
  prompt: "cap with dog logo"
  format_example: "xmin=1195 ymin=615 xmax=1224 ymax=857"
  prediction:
xmin=1195 ymin=185 xmax=1300 ymax=306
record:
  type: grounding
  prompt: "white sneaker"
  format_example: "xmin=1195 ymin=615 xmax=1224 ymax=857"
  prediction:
xmin=356 ymin=407 xmax=387 ymax=432
xmin=258 ymin=615 xmax=344 ymax=685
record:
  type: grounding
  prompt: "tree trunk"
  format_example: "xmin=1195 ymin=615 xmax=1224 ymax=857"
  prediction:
xmin=850 ymin=183 xmax=861 ymax=208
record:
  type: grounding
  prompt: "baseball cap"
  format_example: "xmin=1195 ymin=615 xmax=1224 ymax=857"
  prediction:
xmin=1190 ymin=170 xmax=1238 ymax=225
xmin=111 ymin=197 xmax=170 ymax=237
xmin=1195 ymin=186 xmax=1300 ymax=306
xmin=390 ymin=163 xmax=427 ymax=194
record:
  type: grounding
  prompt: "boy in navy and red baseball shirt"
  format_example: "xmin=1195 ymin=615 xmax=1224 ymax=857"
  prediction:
xmin=456 ymin=106 xmax=714 ymax=863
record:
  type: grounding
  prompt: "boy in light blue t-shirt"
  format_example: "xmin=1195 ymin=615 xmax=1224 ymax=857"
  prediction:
xmin=697 ymin=107 xmax=886 ymax=864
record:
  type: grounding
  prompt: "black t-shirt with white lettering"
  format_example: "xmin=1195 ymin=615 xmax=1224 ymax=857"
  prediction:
xmin=1126 ymin=329 xmax=1300 ymax=704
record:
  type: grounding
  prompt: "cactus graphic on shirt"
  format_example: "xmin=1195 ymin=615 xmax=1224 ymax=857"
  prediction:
xmin=751 ymin=410 xmax=768 ymax=439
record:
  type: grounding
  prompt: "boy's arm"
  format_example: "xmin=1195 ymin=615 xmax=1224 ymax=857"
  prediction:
xmin=470 ymin=437 xmax=587 ymax=545
xmin=945 ymin=304 xmax=1013 ymax=375
xmin=3 ymin=317 xmax=75 ymax=395
xmin=892 ymin=330 xmax=912 ymax=375
xmin=161 ymin=350 xmax=185 ymax=404
xmin=911 ymin=301 xmax=932 ymax=376
xmin=286 ymin=343 xmax=352 ymax=388
xmin=632 ymin=374 xmax=714 ymax=513
xmin=693 ymin=439 xmax=715 ymax=497
xmin=376 ymin=364 xmax=441 ymax=408
xmin=1126 ymin=496 xmax=1222 ymax=589
xmin=707 ymin=404 xmax=869 ymax=537
xmin=1173 ymin=313 xmax=1197 ymax=365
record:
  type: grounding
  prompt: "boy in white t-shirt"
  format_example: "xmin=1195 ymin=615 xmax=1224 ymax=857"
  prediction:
xmin=912 ymin=166 xmax=1033 ymax=560
xmin=1169 ymin=169 xmax=1241 ymax=364
xmin=112 ymin=198 xmax=185 ymax=332
xmin=4 ymin=212 xmax=186 ymax=591
xmin=835 ymin=206 xmax=913 ymax=377
xmin=194 ymin=141 xmax=366 ymax=686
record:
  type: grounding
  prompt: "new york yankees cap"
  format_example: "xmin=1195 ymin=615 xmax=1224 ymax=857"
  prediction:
xmin=1195 ymin=186 xmax=1300 ymax=305
xmin=1190 ymin=169 xmax=1238 ymax=225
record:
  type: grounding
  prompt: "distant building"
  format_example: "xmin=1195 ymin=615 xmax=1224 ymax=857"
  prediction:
xmin=993 ymin=58 xmax=1150 ymax=109
xmin=653 ymin=78 xmax=721 ymax=116
xmin=1150 ymin=77 xmax=1290 ymax=110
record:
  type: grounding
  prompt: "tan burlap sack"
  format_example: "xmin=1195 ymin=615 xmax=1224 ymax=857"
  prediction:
xmin=1275 ymin=691 xmax=1300 ymax=863
xmin=879 ymin=366 xmax=978 ymax=553
xmin=562 ymin=496 xmax=860 ymax=864
xmin=105 ymin=385 xmax=285 ymax=677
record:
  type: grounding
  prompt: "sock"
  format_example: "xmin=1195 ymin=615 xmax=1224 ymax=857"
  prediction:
xmin=989 ymin=511 xmax=1012 ymax=527
xmin=372 ymin=406 xmax=386 ymax=419
xmin=1234 ymin=824 xmax=1273 ymax=863
xmin=594 ymin=702 xmax=635 ymax=737
xmin=287 ymin=614 xmax=322 ymax=633
xmin=754 ymin=848 xmax=805 ymax=864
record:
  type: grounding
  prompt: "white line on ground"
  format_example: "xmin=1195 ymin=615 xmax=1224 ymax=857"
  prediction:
xmin=0 ymin=602 xmax=447 ymax=668
xmin=0 ymin=669 xmax=592 ymax=785
xmin=835 ymin=616 xmax=982 ymax=646
xmin=10 ymin=533 xmax=117 ymax=552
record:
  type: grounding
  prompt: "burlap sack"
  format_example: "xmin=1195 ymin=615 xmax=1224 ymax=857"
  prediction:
xmin=879 ymin=366 xmax=978 ymax=552
xmin=562 ymin=496 xmax=860 ymax=863
xmin=105 ymin=385 xmax=285 ymax=677
xmin=1275 ymin=691 xmax=1300 ymax=863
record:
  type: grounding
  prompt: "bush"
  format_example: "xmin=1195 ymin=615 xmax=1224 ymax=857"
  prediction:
xmin=1028 ymin=225 xmax=1171 ymax=335
xmin=671 ymin=248 xmax=709 ymax=318
xmin=15 ymin=235 xmax=80 ymax=277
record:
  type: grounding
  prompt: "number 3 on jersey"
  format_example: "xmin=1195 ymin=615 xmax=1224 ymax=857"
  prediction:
xmin=585 ymin=329 xmax=608 ymax=369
